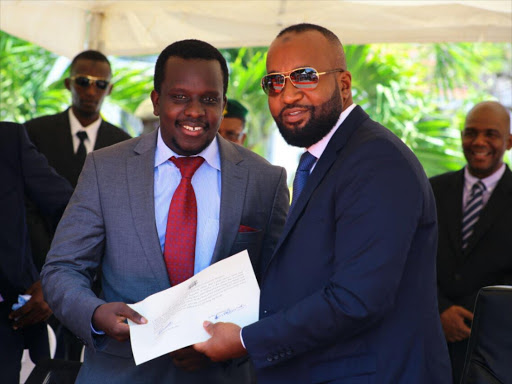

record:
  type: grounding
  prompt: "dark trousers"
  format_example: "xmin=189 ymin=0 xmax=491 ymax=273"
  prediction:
xmin=448 ymin=339 xmax=469 ymax=384
xmin=0 ymin=301 xmax=50 ymax=384
xmin=47 ymin=315 xmax=84 ymax=361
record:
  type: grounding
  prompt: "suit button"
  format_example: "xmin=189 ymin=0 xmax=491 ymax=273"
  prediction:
xmin=280 ymin=352 xmax=286 ymax=357
xmin=286 ymin=349 xmax=292 ymax=355
xmin=263 ymin=310 xmax=268 ymax=314
xmin=266 ymin=355 xmax=273 ymax=362
xmin=273 ymin=354 xmax=279 ymax=360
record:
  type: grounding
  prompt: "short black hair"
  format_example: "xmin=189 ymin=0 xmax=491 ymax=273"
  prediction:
xmin=153 ymin=39 xmax=229 ymax=96
xmin=224 ymin=100 xmax=248 ymax=122
xmin=70 ymin=50 xmax=111 ymax=74
xmin=277 ymin=23 xmax=342 ymax=48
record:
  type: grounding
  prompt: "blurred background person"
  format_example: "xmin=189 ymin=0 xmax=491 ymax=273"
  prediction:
xmin=0 ymin=122 xmax=73 ymax=384
xmin=431 ymin=100 xmax=512 ymax=384
xmin=23 ymin=49 xmax=131 ymax=362
xmin=219 ymin=99 xmax=248 ymax=145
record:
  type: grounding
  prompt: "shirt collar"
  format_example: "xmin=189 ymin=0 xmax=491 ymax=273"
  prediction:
xmin=464 ymin=163 xmax=506 ymax=194
xmin=154 ymin=128 xmax=221 ymax=171
xmin=68 ymin=108 xmax=102 ymax=140
xmin=307 ymin=103 xmax=357 ymax=160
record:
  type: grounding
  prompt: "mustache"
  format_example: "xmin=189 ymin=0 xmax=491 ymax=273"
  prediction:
xmin=176 ymin=119 xmax=208 ymax=129
xmin=278 ymin=104 xmax=313 ymax=118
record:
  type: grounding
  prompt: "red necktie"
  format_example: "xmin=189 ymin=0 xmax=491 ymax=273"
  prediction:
xmin=164 ymin=156 xmax=205 ymax=286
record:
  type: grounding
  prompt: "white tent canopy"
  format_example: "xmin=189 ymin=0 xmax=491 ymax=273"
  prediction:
xmin=1 ymin=0 xmax=511 ymax=58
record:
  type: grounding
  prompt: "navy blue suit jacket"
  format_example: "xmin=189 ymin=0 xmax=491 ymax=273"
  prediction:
xmin=0 ymin=122 xmax=73 ymax=302
xmin=243 ymin=106 xmax=451 ymax=383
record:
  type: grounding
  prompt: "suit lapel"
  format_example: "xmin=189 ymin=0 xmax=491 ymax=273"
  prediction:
xmin=464 ymin=166 xmax=512 ymax=255
xmin=211 ymin=136 xmax=248 ymax=264
xmin=59 ymin=110 xmax=77 ymax=160
xmin=271 ymin=105 xmax=368 ymax=259
xmin=94 ymin=120 xmax=109 ymax=150
xmin=127 ymin=130 xmax=169 ymax=290
xmin=444 ymin=170 xmax=465 ymax=261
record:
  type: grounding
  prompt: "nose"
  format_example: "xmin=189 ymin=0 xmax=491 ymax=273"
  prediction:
xmin=184 ymin=98 xmax=205 ymax=118
xmin=280 ymin=78 xmax=303 ymax=104
xmin=84 ymin=83 xmax=99 ymax=96
xmin=472 ymin=132 xmax=488 ymax=146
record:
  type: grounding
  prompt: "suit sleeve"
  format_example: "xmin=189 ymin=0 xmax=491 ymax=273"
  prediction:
xmin=19 ymin=125 xmax=73 ymax=225
xmin=41 ymin=152 xmax=107 ymax=348
xmin=243 ymin=139 xmax=431 ymax=369
xmin=428 ymin=178 xmax=456 ymax=314
xmin=259 ymin=167 xmax=289 ymax=274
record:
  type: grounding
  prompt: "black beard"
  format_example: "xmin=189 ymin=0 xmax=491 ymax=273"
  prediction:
xmin=275 ymin=86 xmax=342 ymax=148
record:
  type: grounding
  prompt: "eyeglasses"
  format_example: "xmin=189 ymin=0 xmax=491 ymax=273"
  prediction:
xmin=70 ymin=75 xmax=110 ymax=90
xmin=261 ymin=67 xmax=344 ymax=95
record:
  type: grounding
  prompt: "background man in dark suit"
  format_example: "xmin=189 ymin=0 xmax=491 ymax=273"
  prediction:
xmin=24 ymin=50 xmax=131 ymax=361
xmin=219 ymin=99 xmax=248 ymax=145
xmin=41 ymin=39 xmax=289 ymax=383
xmin=195 ymin=23 xmax=451 ymax=383
xmin=430 ymin=101 xmax=512 ymax=383
xmin=25 ymin=50 xmax=131 ymax=188
xmin=0 ymin=122 xmax=73 ymax=384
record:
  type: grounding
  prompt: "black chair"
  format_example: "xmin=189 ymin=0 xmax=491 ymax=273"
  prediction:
xmin=25 ymin=358 xmax=82 ymax=384
xmin=460 ymin=285 xmax=512 ymax=384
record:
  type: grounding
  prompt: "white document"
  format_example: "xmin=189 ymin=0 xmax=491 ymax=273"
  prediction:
xmin=128 ymin=250 xmax=259 ymax=365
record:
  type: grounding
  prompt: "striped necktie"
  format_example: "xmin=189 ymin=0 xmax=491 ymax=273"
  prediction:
xmin=461 ymin=181 xmax=486 ymax=249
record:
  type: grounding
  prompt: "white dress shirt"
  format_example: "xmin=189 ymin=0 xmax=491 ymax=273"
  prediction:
xmin=68 ymin=108 xmax=101 ymax=154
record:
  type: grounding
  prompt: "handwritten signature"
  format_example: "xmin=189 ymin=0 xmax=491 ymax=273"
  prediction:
xmin=210 ymin=304 xmax=246 ymax=320
xmin=157 ymin=321 xmax=175 ymax=336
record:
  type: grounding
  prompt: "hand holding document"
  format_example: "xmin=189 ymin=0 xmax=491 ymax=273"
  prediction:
xmin=128 ymin=250 xmax=259 ymax=365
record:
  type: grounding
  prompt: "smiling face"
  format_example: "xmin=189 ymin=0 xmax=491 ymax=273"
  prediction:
xmin=462 ymin=102 xmax=512 ymax=178
xmin=151 ymin=58 xmax=226 ymax=156
xmin=65 ymin=58 xmax=112 ymax=124
xmin=266 ymin=30 xmax=352 ymax=148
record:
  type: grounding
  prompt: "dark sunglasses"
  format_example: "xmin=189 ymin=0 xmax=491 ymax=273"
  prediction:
xmin=70 ymin=75 xmax=110 ymax=90
xmin=261 ymin=67 xmax=344 ymax=95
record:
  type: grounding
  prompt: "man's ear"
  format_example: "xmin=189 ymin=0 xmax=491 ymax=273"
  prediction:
xmin=64 ymin=77 xmax=71 ymax=91
xmin=222 ymin=96 xmax=227 ymax=117
xmin=150 ymin=90 xmax=160 ymax=117
xmin=338 ymin=70 xmax=352 ymax=95
xmin=106 ymin=83 xmax=113 ymax=96
xmin=506 ymin=134 xmax=512 ymax=151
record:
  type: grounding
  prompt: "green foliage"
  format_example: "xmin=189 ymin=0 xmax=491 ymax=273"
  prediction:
xmin=222 ymin=47 xmax=271 ymax=156
xmin=108 ymin=63 xmax=154 ymax=115
xmin=0 ymin=30 xmax=154 ymax=126
xmin=1 ymin=30 xmax=510 ymax=176
xmin=0 ymin=31 xmax=68 ymax=122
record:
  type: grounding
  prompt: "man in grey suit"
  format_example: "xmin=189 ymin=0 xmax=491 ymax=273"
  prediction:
xmin=41 ymin=40 xmax=289 ymax=383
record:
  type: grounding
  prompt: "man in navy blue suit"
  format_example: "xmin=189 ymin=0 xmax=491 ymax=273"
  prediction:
xmin=196 ymin=24 xmax=451 ymax=383
xmin=0 ymin=122 xmax=73 ymax=383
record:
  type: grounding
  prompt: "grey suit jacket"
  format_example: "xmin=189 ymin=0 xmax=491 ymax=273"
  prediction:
xmin=41 ymin=130 xmax=289 ymax=383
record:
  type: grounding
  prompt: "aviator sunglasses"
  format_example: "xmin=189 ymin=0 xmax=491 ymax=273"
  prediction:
xmin=261 ymin=67 xmax=344 ymax=95
xmin=70 ymin=75 xmax=110 ymax=90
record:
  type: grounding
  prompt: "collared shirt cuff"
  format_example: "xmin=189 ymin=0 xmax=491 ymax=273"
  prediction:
xmin=91 ymin=322 xmax=105 ymax=335
xmin=240 ymin=327 xmax=246 ymax=349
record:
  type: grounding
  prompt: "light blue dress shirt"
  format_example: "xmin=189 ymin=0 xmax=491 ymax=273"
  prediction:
xmin=154 ymin=129 xmax=221 ymax=276
xmin=91 ymin=130 xmax=222 ymax=334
